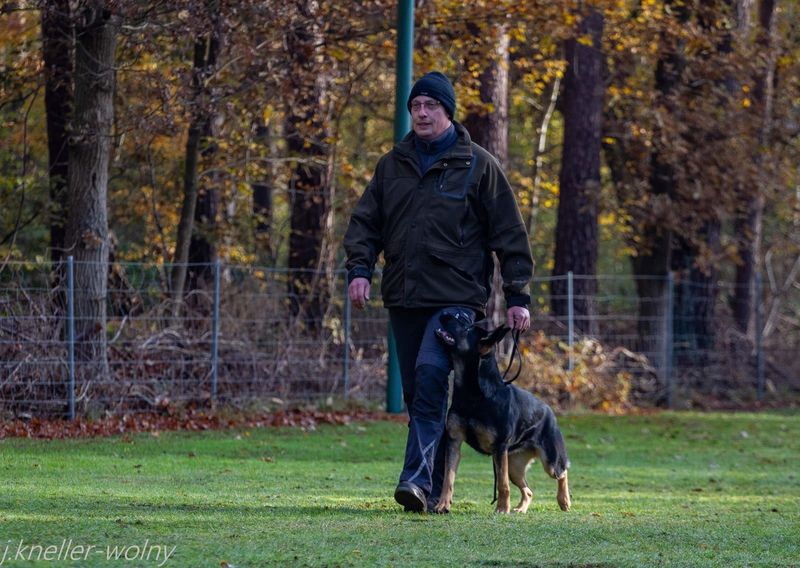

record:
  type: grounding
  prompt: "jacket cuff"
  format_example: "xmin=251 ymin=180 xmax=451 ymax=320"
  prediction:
xmin=505 ymin=294 xmax=531 ymax=309
xmin=347 ymin=267 xmax=372 ymax=284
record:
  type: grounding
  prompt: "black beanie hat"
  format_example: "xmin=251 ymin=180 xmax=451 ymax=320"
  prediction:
xmin=407 ymin=71 xmax=456 ymax=118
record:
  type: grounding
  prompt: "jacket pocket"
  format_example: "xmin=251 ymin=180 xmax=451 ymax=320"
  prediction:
xmin=380 ymin=259 xmax=402 ymax=304
xmin=418 ymin=245 xmax=487 ymax=305
xmin=436 ymin=159 xmax=475 ymax=200
xmin=380 ymin=241 xmax=405 ymax=304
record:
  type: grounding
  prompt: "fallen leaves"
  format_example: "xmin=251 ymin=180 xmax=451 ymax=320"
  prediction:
xmin=0 ymin=408 xmax=406 ymax=440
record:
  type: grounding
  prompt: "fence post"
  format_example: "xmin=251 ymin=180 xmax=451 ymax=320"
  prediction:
xmin=343 ymin=273 xmax=351 ymax=399
xmin=66 ymin=256 xmax=76 ymax=421
xmin=210 ymin=260 xmax=221 ymax=401
xmin=755 ymin=272 xmax=764 ymax=400
xmin=567 ymin=271 xmax=574 ymax=372
xmin=665 ymin=271 xmax=675 ymax=409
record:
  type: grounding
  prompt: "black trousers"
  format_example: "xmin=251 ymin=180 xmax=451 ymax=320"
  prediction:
xmin=389 ymin=307 xmax=475 ymax=500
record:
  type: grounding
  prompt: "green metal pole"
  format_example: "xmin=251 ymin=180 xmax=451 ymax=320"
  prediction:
xmin=387 ymin=0 xmax=413 ymax=413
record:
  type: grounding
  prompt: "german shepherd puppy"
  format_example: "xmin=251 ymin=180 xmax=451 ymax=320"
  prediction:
xmin=434 ymin=314 xmax=571 ymax=514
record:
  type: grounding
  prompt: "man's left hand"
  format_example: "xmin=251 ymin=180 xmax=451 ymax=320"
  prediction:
xmin=506 ymin=306 xmax=530 ymax=332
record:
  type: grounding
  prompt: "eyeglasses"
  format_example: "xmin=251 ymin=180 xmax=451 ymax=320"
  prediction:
xmin=410 ymin=100 xmax=442 ymax=112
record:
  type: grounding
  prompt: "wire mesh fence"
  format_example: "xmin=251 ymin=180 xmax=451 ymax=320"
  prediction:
xmin=1 ymin=259 xmax=798 ymax=418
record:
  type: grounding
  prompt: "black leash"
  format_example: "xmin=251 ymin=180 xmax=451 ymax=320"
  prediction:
xmin=501 ymin=329 xmax=523 ymax=385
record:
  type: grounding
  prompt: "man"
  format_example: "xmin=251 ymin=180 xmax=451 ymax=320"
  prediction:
xmin=344 ymin=71 xmax=533 ymax=513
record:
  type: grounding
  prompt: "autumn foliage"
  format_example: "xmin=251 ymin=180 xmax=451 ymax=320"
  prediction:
xmin=1 ymin=0 xmax=800 ymax=417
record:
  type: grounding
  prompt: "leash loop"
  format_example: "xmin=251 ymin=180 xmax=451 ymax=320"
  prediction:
xmin=501 ymin=329 xmax=523 ymax=385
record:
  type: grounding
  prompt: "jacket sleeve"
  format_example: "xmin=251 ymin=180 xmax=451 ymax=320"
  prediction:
xmin=344 ymin=160 xmax=384 ymax=284
xmin=479 ymin=155 xmax=534 ymax=308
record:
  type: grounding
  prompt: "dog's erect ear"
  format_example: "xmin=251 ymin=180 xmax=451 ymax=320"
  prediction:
xmin=478 ymin=325 xmax=510 ymax=356
xmin=435 ymin=328 xmax=456 ymax=347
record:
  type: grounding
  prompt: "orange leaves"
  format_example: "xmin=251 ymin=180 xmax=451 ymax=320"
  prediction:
xmin=0 ymin=408 xmax=404 ymax=440
xmin=508 ymin=332 xmax=653 ymax=413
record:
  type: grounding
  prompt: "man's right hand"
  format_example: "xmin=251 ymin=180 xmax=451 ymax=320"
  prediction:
xmin=348 ymin=277 xmax=371 ymax=309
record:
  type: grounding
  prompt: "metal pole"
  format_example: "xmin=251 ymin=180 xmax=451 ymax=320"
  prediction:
xmin=387 ymin=0 xmax=414 ymax=414
xmin=567 ymin=271 xmax=574 ymax=372
xmin=343 ymin=273 xmax=351 ymax=399
xmin=67 ymin=256 xmax=76 ymax=421
xmin=211 ymin=260 xmax=221 ymax=400
xmin=395 ymin=0 xmax=413 ymax=140
xmin=665 ymin=271 xmax=675 ymax=409
xmin=755 ymin=272 xmax=764 ymax=400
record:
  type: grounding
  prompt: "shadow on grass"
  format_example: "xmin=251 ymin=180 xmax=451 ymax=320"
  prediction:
xmin=477 ymin=563 xmax=614 ymax=568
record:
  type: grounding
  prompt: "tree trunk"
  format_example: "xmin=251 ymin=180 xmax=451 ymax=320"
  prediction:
xmin=172 ymin=115 xmax=204 ymax=308
xmin=187 ymin=170 xmax=218 ymax=291
xmin=732 ymin=0 xmax=776 ymax=336
xmin=285 ymin=2 xmax=330 ymax=333
xmin=42 ymin=0 xmax=73 ymax=266
xmin=253 ymin=123 xmax=275 ymax=266
xmin=529 ymin=75 xmax=561 ymax=237
xmin=187 ymin=132 xmax=219 ymax=291
xmin=670 ymin=2 xmax=739 ymax=366
xmin=171 ymin=7 xmax=221 ymax=313
xmin=462 ymin=28 xmax=509 ymax=166
xmin=64 ymin=1 xmax=118 ymax=388
xmin=551 ymin=9 xmax=604 ymax=336
xmin=252 ymin=181 xmax=272 ymax=262
xmin=672 ymin=224 xmax=720 ymax=365
xmin=462 ymin=25 xmax=510 ymax=328
xmin=633 ymin=0 xmax=690 ymax=374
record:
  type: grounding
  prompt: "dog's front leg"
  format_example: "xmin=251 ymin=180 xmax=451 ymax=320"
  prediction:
xmin=493 ymin=450 xmax=511 ymax=513
xmin=557 ymin=471 xmax=571 ymax=512
xmin=434 ymin=435 xmax=462 ymax=514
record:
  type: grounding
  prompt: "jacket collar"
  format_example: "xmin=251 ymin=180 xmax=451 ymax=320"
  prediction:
xmin=395 ymin=121 xmax=473 ymax=161
xmin=415 ymin=123 xmax=457 ymax=156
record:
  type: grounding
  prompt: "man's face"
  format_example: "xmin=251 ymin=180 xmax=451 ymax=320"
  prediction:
xmin=410 ymin=95 xmax=451 ymax=141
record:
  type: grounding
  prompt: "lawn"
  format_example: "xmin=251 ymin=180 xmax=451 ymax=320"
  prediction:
xmin=0 ymin=411 xmax=798 ymax=567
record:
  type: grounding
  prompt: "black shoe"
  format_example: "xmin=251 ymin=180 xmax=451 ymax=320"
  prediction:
xmin=394 ymin=481 xmax=426 ymax=513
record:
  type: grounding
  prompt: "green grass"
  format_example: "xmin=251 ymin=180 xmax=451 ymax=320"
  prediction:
xmin=1 ymin=412 xmax=799 ymax=567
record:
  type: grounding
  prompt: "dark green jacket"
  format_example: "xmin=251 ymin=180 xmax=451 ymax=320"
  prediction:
xmin=344 ymin=122 xmax=533 ymax=311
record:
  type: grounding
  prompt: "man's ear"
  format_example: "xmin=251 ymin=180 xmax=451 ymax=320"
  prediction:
xmin=478 ymin=325 xmax=510 ymax=356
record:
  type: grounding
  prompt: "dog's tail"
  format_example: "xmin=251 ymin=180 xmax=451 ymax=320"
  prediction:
xmin=540 ymin=409 xmax=570 ymax=479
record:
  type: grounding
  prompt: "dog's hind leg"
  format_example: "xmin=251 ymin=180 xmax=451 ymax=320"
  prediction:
xmin=508 ymin=451 xmax=536 ymax=513
xmin=539 ymin=456 xmax=571 ymax=512
xmin=492 ymin=450 xmax=511 ymax=513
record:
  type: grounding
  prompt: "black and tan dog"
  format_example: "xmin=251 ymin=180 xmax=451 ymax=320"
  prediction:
xmin=434 ymin=314 xmax=571 ymax=514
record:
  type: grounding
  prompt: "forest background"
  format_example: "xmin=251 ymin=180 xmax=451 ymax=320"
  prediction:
xmin=1 ymin=0 xmax=799 ymax=414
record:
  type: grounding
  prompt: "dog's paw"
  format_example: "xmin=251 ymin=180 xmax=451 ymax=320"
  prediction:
xmin=433 ymin=501 xmax=451 ymax=514
xmin=558 ymin=493 xmax=571 ymax=512
xmin=494 ymin=505 xmax=511 ymax=514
